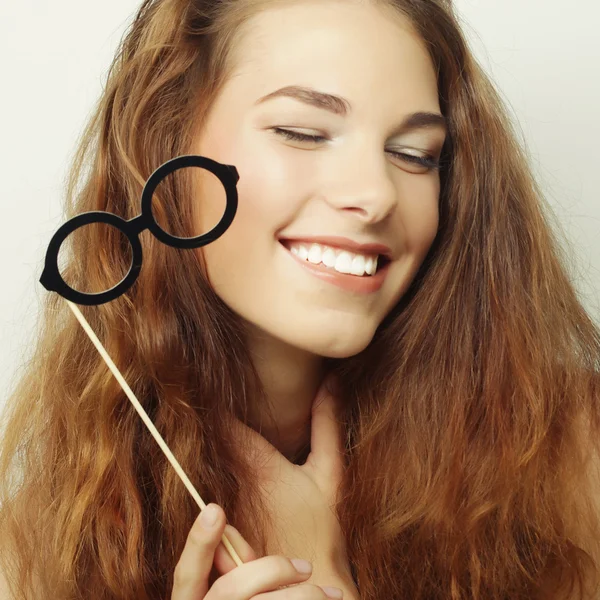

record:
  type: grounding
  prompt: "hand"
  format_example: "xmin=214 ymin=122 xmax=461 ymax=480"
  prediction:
xmin=231 ymin=375 xmax=358 ymax=596
xmin=171 ymin=502 xmax=344 ymax=599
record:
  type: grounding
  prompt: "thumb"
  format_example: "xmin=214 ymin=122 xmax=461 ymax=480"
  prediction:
xmin=306 ymin=374 xmax=345 ymax=477
xmin=172 ymin=504 xmax=227 ymax=600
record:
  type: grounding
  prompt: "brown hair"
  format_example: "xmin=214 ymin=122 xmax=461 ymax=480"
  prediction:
xmin=1 ymin=0 xmax=599 ymax=598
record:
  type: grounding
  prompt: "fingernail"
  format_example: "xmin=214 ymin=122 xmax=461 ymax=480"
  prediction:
xmin=200 ymin=504 xmax=219 ymax=529
xmin=290 ymin=558 xmax=313 ymax=574
xmin=320 ymin=586 xmax=343 ymax=599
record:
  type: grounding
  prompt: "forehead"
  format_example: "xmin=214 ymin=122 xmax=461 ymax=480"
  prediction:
xmin=227 ymin=1 xmax=439 ymax=111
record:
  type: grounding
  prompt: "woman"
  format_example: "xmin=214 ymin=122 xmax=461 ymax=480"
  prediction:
xmin=1 ymin=0 xmax=599 ymax=598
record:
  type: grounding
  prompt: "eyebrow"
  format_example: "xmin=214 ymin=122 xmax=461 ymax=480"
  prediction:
xmin=254 ymin=85 xmax=448 ymax=135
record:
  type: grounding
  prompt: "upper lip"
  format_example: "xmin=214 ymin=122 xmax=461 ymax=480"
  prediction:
xmin=279 ymin=235 xmax=393 ymax=259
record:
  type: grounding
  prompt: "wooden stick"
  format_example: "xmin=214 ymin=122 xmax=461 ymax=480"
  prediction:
xmin=65 ymin=299 xmax=244 ymax=567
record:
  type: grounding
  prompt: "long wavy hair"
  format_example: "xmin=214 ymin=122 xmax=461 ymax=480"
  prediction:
xmin=2 ymin=0 xmax=599 ymax=598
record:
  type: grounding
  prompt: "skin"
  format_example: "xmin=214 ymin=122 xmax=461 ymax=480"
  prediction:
xmin=191 ymin=0 xmax=446 ymax=460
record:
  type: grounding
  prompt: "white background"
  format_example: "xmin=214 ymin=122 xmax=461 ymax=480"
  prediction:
xmin=1 ymin=1 xmax=599 ymax=415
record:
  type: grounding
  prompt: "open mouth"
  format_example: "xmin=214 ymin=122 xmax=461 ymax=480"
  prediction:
xmin=278 ymin=240 xmax=391 ymax=276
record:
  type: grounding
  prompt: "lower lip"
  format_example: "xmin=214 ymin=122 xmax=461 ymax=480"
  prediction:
xmin=279 ymin=242 xmax=391 ymax=294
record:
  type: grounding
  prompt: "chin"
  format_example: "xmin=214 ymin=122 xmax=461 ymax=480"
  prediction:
xmin=290 ymin=328 xmax=376 ymax=359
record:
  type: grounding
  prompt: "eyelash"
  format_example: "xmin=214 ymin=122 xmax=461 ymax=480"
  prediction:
xmin=272 ymin=127 xmax=441 ymax=171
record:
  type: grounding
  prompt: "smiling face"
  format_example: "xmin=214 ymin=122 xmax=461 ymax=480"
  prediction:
xmin=191 ymin=0 xmax=446 ymax=359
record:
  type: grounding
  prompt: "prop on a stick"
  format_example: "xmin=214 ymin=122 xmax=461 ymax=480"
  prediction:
xmin=39 ymin=155 xmax=245 ymax=566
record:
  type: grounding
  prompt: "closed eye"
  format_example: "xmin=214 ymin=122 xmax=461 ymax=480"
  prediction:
xmin=272 ymin=127 xmax=442 ymax=171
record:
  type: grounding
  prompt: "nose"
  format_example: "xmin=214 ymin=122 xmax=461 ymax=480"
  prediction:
xmin=322 ymin=148 xmax=398 ymax=224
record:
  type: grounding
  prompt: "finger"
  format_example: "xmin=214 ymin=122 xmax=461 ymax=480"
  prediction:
xmin=213 ymin=524 xmax=258 ymax=574
xmin=171 ymin=504 xmax=226 ymax=600
xmin=253 ymin=583 xmax=342 ymax=599
xmin=306 ymin=374 xmax=345 ymax=476
xmin=206 ymin=555 xmax=313 ymax=600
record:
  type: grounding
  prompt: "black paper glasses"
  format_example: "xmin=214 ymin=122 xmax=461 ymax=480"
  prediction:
xmin=37 ymin=154 xmax=246 ymax=566
xmin=39 ymin=154 xmax=239 ymax=306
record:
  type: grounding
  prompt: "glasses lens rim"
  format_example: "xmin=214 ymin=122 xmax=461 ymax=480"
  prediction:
xmin=39 ymin=211 xmax=142 ymax=305
xmin=140 ymin=154 xmax=239 ymax=250
xmin=39 ymin=155 xmax=239 ymax=306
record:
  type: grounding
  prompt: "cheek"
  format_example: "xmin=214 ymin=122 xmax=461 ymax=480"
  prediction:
xmin=401 ymin=180 xmax=440 ymax=255
xmin=411 ymin=204 xmax=439 ymax=254
xmin=193 ymin=160 xmax=301 ymax=290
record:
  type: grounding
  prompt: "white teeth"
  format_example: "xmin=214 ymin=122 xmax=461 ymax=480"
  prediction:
xmin=285 ymin=242 xmax=380 ymax=276
xmin=308 ymin=244 xmax=322 ymax=264
xmin=335 ymin=251 xmax=353 ymax=274
xmin=322 ymin=247 xmax=337 ymax=268
xmin=350 ymin=255 xmax=366 ymax=276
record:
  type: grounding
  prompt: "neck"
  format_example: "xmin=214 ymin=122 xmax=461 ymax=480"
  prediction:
xmin=244 ymin=325 xmax=327 ymax=463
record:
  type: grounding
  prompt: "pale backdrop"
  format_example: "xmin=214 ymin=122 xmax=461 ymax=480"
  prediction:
xmin=1 ymin=0 xmax=599 ymax=417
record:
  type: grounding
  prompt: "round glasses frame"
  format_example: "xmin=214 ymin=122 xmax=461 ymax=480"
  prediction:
xmin=39 ymin=155 xmax=240 ymax=306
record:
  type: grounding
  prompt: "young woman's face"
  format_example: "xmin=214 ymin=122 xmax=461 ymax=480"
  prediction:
xmin=192 ymin=0 xmax=446 ymax=358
